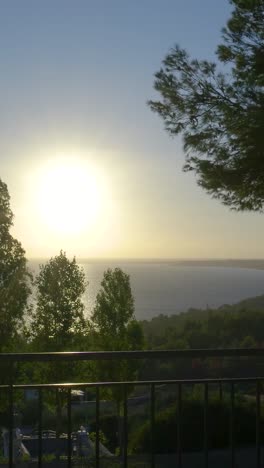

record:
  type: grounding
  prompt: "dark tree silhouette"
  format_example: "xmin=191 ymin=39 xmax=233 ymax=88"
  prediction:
xmin=0 ymin=179 xmax=31 ymax=351
xmin=149 ymin=0 xmax=264 ymax=211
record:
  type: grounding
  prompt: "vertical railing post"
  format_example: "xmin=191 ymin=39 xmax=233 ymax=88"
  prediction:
xmin=150 ymin=383 xmax=155 ymax=468
xmin=8 ymin=384 xmax=13 ymax=468
xmin=123 ymin=384 xmax=128 ymax=468
xmin=219 ymin=381 xmax=223 ymax=402
xmin=8 ymin=360 xmax=14 ymax=468
xmin=55 ymin=388 xmax=61 ymax=463
xmin=177 ymin=383 xmax=182 ymax=468
xmin=256 ymin=380 xmax=261 ymax=468
xmin=230 ymin=382 xmax=235 ymax=468
xmin=67 ymin=388 xmax=72 ymax=468
xmin=204 ymin=382 xmax=208 ymax=468
xmin=38 ymin=388 xmax=42 ymax=468
xmin=95 ymin=386 xmax=100 ymax=468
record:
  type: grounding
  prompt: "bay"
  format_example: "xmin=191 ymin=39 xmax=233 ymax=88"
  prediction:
xmin=30 ymin=260 xmax=264 ymax=320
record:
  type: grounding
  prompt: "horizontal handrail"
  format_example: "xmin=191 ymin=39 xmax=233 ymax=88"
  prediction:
xmin=0 ymin=348 xmax=264 ymax=362
xmin=0 ymin=376 xmax=263 ymax=390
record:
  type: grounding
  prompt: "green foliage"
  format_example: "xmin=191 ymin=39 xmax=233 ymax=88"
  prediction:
xmin=149 ymin=0 xmax=264 ymax=211
xmin=31 ymin=251 xmax=87 ymax=350
xmin=28 ymin=252 xmax=88 ymax=434
xmin=240 ymin=334 xmax=257 ymax=348
xmin=129 ymin=391 xmax=259 ymax=454
xmin=90 ymin=268 xmax=144 ymax=403
xmin=91 ymin=267 xmax=144 ymax=352
xmin=0 ymin=179 xmax=32 ymax=352
xmin=91 ymin=268 xmax=135 ymax=345
xmin=89 ymin=429 xmax=108 ymax=446
xmin=141 ymin=304 xmax=264 ymax=352
xmin=90 ymin=414 xmax=118 ymax=452
xmin=41 ymin=453 xmax=56 ymax=463
xmin=21 ymin=453 xmax=30 ymax=462
xmin=140 ymin=302 xmax=264 ymax=379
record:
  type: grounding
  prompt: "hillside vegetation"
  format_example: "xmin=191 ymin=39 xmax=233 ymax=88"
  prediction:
xmin=141 ymin=295 xmax=264 ymax=350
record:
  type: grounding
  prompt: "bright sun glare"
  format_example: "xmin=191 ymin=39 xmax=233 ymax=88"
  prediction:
xmin=37 ymin=161 xmax=102 ymax=235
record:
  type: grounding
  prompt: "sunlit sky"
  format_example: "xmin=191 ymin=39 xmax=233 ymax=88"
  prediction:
xmin=1 ymin=0 xmax=264 ymax=259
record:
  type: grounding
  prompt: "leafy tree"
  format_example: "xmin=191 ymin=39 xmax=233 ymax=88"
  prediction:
xmin=90 ymin=267 xmax=144 ymax=397
xmin=90 ymin=267 xmax=144 ymax=452
xmin=149 ymin=0 xmax=264 ymax=211
xmin=91 ymin=267 xmax=144 ymax=351
xmin=31 ymin=250 xmax=87 ymax=350
xmin=91 ymin=268 xmax=136 ymax=346
xmin=0 ymin=179 xmax=31 ymax=352
xmin=30 ymin=251 xmax=87 ymax=436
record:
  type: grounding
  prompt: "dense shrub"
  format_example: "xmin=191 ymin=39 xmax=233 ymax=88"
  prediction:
xmin=129 ymin=393 xmax=261 ymax=454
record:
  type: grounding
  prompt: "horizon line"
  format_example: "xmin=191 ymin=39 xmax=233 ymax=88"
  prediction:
xmin=27 ymin=257 xmax=264 ymax=262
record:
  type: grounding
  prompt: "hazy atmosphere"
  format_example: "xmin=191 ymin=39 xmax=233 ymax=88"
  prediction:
xmin=1 ymin=0 xmax=263 ymax=259
xmin=1 ymin=2 xmax=264 ymax=464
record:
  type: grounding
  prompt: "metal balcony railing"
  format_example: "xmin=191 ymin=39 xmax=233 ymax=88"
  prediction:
xmin=0 ymin=349 xmax=264 ymax=468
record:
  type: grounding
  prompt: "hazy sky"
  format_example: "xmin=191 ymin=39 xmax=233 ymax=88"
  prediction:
xmin=1 ymin=0 xmax=263 ymax=259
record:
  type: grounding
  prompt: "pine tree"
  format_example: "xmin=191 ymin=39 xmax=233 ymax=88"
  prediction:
xmin=149 ymin=0 xmax=264 ymax=211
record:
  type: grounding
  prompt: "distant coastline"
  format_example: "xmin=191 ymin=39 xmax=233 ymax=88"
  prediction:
xmin=169 ymin=259 xmax=264 ymax=271
xmin=29 ymin=258 xmax=264 ymax=271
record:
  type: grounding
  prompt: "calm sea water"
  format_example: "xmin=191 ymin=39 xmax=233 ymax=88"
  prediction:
xmin=29 ymin=261 xmax=264 ymax=320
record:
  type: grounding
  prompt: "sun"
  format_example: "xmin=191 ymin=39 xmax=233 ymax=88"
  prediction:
xmin=37 ymin=160 xmax=102 ymax=235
